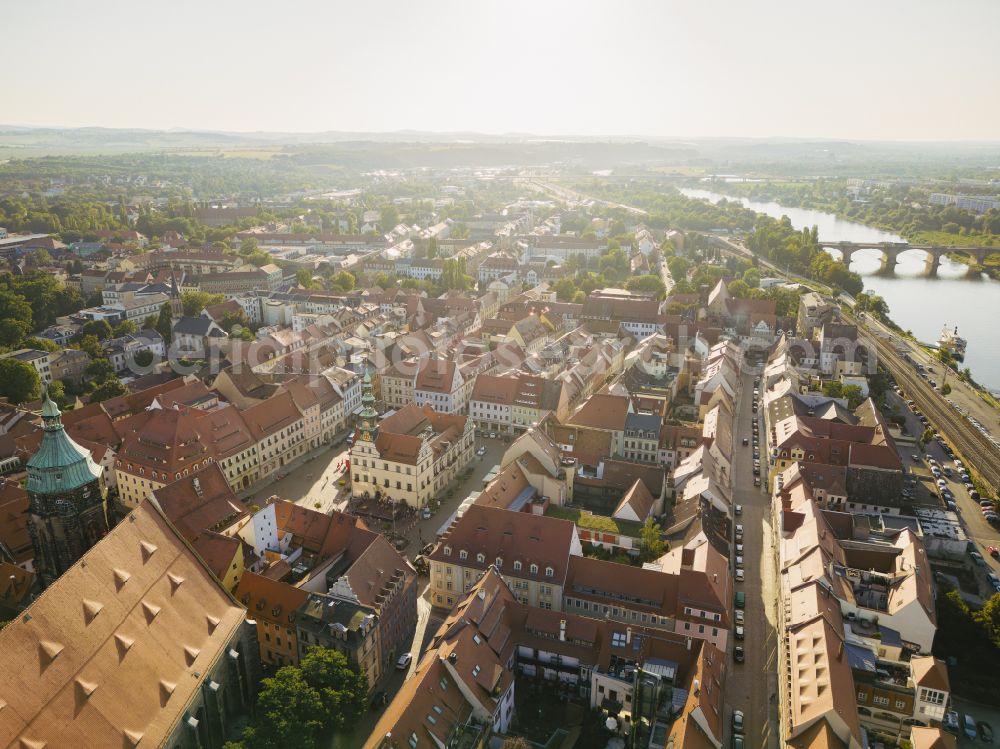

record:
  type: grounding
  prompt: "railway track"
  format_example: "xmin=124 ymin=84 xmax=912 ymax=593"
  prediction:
xmin=864 ymin=332 xmax=1000 ymax=495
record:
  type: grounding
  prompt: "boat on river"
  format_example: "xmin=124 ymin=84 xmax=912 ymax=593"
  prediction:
xmin=938 ymin=325 xmax=967 ymax=360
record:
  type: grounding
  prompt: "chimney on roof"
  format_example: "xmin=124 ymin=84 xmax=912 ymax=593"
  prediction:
xmin=193 ymin=477 xmax=202 ymax=497
xmin=448 ymin=652 xmax=457 ymax=664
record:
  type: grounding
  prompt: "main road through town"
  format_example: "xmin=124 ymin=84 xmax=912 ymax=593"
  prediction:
xmin=724 ymin=370 xmax=781 ymax=749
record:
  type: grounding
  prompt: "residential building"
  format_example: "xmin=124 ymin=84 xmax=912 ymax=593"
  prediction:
xmin=1 ymin=349 xmax=52 ymax=385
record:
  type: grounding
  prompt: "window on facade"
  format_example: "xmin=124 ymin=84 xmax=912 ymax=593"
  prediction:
xmin=513 ymin=561 xmax=522 ymax=571
xmin=459 ymin=550 xmax=468 ymax=560
xmin=611 ymin=632 xmax=626 ymax=648
xmin=545 ymin=566 xmax=553 ymax=577
xmin=530 ymin=564 xmax=538 ymax=575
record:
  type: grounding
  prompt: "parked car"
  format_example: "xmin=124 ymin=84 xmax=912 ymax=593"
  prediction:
xmin=734 ymin=646 xmax=745 ymax=663
xmin=742 ymin=437 xmax=749 ymax=446
xmin=370 ymin=690 xmax=388 ymax=710
xmin=735 ymin=609 xmax=745 ymax=625
xmin=732 ymin=710 xmax=745 ymax=735
xmin=753 ymin=477 xmax=761 ymax=487
xmin=735 ymin=568 xmax=745 ymax=582
xmin=970 ymin=551 xmax=986 ymax=566
xmin=911 ymin=454 xmax=920 ymax=462
xmin=964 ymin=714 xmax=978 ymax=740
xmin=396 ymin=652 xmax=413 ymax=670
xmin=943 ymin=710 xmax=960 ymax=735
xmin=735 ymin=625 xmax=745 ymax=640
xmin=978 ymin=721 xmax=994 ymax=743
xmin=735 ymin=504 xmax=743 ymax=516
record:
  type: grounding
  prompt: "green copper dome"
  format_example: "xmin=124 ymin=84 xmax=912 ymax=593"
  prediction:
xmin=26 ymin=392 xmax=103 ymax=495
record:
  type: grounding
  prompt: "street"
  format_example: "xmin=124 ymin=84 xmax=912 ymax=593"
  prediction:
xmin=724 ymin=371 xmax=780 ymax=749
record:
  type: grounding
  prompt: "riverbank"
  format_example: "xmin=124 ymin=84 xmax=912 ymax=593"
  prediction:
xmin=695 ymin=181 xmax=1000 ymax=279
xmin=679 ymin=187 xmax=1000 ymax=392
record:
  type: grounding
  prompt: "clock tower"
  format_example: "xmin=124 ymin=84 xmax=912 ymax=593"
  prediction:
xmin=358 ymin=372 xmax=379 ymax=443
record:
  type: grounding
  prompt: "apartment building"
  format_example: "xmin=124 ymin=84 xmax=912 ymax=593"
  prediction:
xmin=469 ymin=373 xmax=569 ymax=436
xmin=428 ymin=505 xmax=581 ymax=610
xmin=367 ymin=569 xmax=726 ymax=749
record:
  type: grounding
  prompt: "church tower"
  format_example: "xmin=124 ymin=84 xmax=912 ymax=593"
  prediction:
xmin=169 ymin=270 xmax=183 ymax=320
xmin=26 ymin=392 xmax=109 ymax=586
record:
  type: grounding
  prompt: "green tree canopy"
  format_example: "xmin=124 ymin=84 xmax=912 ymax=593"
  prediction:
xmin=639 ymin=517 xmax=666 ymax=562
xmin=88 ymin=377 xmax=128 ymax=403
xmin=624 ymin=274 xmax=667 ymax=300
xmin=80 ymin=319 xmax=113 ymax=341
xmin=0 ymin=358 xmax=41 ymax=404
xmin=298 ymin=648 xmax=367 ymax=731
xmin=182 ymin=291 xmax=225 ymax=317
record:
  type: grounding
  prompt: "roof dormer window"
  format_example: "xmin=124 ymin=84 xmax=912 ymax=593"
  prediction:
xmin=476 ymin=553 xmax=485 ymax=564
xmin=443 ymin=546 xmax=452 ymax=557
xmin=459 ymin=550 xmax=468 ymax=560
xmin=530 ymin=564 xmax=538 ymax=575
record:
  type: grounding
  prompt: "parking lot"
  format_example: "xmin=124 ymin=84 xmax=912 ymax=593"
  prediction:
xmin=950 ymin=696 xmax=999 ymax=747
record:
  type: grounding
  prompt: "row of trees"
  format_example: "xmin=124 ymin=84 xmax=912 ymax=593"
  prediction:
xmin=745 ymin=216 xmax=864 ymax=295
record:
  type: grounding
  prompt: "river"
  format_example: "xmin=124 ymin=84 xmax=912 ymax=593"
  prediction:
xmin=679 ymin=188 xmax=1000 ymax=392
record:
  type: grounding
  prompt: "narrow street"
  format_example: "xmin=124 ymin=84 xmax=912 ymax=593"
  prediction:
xmin=724 ymin=370 xmax=780 ymax=749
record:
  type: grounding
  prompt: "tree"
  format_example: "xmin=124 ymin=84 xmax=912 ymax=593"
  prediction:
xmin=639 ymin=517 xmax=666 ymax=562
xmin=132 ymin=349 xmax=154 ymax=367
xmin=742 ymin=267 xmax=761 ymax=288
xmin=298 ymin=648 xmax=367 ymax=731
xmin=156 ymin=303 xmax=173 ymax=342
xmin=47 ymin=379 xmax=68 ymax=409
xmin=112 ymin=319 xmax=137 ymax=337
xmin=79 ymin=319 xmax=113 ymax=341
xmin=76 ymin=334 xmax=104 ymax=361
xmin=31 ymin=249 xmax=54 ymax=266
xmin=920 ymin=427 xmax=935 ymax=448
xmin=727 ymin=279 xmax=750 ymax=298
xmin=182 ymin=291 xmax=225 ymax=317
xmin=85 ymin=358 xmax=115 ymax=382
xmin=379 ymin=203 xmax=398 ymax=231
xmin=941 ymin=383 xmax=952 ymax=396
xmin=88 ymin=377 xmax=128 ymax=403
xmin=331 ymin=271 xmax=355 ymax=292
xmin=295 ymin=268 xmax=317 ymax=289
xmin=0 ymin=358 xmax=41 ymax=404
xmin=624 ymin=274 xmax=667 ymax=300
xmin=238 ymin=668 xmax=326 ymax=749
xmin=23 ymin=336 xmax=60 ymax=353
xmin=0 ymin=318 xmax=31 ymax=347
xmin=427 ymin=236 xmax=438 ymax=259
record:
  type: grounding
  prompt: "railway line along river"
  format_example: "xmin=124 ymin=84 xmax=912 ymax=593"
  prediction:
xmin=679 ymin=187 xmax=1000 ymax=393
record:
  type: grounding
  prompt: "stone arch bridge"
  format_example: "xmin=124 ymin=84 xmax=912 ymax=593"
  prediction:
xmin=827 ymin=242 xmax=999 ymax=273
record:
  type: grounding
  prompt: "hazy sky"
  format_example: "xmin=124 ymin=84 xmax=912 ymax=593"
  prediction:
xmin=5 ymin=0 xmax=999 ymax=140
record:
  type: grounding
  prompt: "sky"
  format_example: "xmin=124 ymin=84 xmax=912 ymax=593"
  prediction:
xmin=4 ymin=0 xmax=1000 ymax=141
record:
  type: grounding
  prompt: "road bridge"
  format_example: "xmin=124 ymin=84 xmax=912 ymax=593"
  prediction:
xmin=824 ymin=241 xmax=999 ymax=273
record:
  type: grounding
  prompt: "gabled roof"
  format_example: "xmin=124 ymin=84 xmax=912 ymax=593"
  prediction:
xmin=151 ymin=463 xmax=247 ymax=542
xmin=0 ymin=501 xmax=247 ymax=748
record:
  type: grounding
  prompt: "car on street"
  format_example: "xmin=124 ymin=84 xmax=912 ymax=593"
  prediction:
xmin=735 ymin=568 xmax=745 ymax=582
xmin=978 ymin=721 xmax=994 ymax=743
xmin=752 ymin=466 xmax=760 ymax=476
xmin=964 ymin=714 xmax=978 ymax=740
xmin=970 ymin=551 xmax=986 ymax=566
xmin=754 ymin=477 xmax=761 ymax=487
xmin=735 ymin=504 xmax=742 ymax=515
xmin=488 ymin=432 xmax=496 ymax=439
xmin=989 ymin=546 xmax=1000 ymax=559
xmin=742 ymin=437 xmax=749 ymax=446
xmin=734 ymin=646 xmax=745 ymax=663
xmin=735 ymin=625 xmax=744 ymax=640
xmin=370 ymin=690 xmax=388 ymax=710
xmin=396 ymin=652 xmax=413 ymax=670
xmin=943 ymin=710 xmax=960 ymax=735
xmin=732 ymin=710 xmax=745 ymax=735
xmin=732 ymin=735 xmax=744 ymax=749
xmin=476 ymin=446 xmax=486 ymax=456
xmin=735 ymin=609 xmax=745 ymax=625
xmin=911 ymin=454 xmax=920 ymax=461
